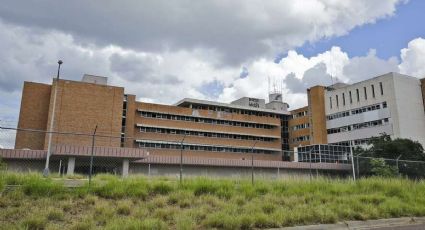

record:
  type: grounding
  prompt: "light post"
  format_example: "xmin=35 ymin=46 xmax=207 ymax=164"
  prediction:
xmin=43 ymin=60 xmax=63 ymax=177
xmin=251 ymin=140 xmax=258 ymax=185
xmin=179 ymin=133 xmax=187 ymax=183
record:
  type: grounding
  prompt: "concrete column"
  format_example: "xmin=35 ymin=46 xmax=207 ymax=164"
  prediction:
xmin=122 ymin=159 xmax=129 ymax=177
xmin=67 ymin=157 xmax=75 ymax=176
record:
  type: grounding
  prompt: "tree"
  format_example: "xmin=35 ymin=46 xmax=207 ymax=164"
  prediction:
xmin=0 ymin=156 xmax=6 ymax=171
xmin=355 ymin=134 xmax=425 ymax=179
xmin=369 ymin=158 xmax=398 ymax=177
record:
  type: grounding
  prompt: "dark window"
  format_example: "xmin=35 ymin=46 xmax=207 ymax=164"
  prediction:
xmin=336 ymin=95 xmax=339 ymax=107
xmin=364 ymin=87 xmax=367 ymax=100
xmin=342 ymin=93 xmax=345 ymax=106
xmin=379 ymin=82 xmax=384 ymax=95
xmin=356 ymin=89 xmax=360 ymax=102
xmin=329 ymin=97 xmax=332 ymax=109
xmin=371 ymin=85 xmax=375 ymax=98
xmin=349 ymin=91 xmax=352 ymax=104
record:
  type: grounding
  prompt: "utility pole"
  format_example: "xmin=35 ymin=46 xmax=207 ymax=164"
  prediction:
xmin=43 ymin=60 xmax=63 ymax=177
xmin=179 ymin=133 xmax=187 ymax=183
xmin=251 ymin=140 xmax=258 ymax=185
xmin=89 ymin=125 xmax=98 ymax=186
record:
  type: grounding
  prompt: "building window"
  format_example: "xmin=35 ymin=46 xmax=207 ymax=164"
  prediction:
xmin=364 ymin=87 xmax=367 ymax=100
xmin=356 ymin=89 xmax=360 ymax=102
xmin=371 ymin=85 xmax=375 ymax=98
xmin=342 ymin=93 xmax=346 ymax=106
xmin=336 ymin=95 xmax=339 ymax=107
xmin=329 ymin=97 xmax=332 ymax=109
xmin=349 ymin=91 xmax=352 ymax=104
xmin=383 ymin=101 xmax=387 ymax=108
xmin=379 ymin=82 xmax=384 ymax=95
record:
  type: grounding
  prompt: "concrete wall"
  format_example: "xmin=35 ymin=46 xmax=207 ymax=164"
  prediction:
xmin=129 ymin=163 xmax=346 ymax=179
xmin=392 ymin=74 xmax=425 ymax=146
xmin=324 ymin=72 xmax=425 ymax=146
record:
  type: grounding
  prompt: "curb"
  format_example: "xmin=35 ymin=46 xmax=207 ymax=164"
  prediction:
xmin=275 ymin=217 xmax=425 ymax=230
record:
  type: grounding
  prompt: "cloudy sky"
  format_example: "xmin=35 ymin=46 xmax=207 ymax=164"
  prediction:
xmin=1 ymin=0 xmax=425 ymax=127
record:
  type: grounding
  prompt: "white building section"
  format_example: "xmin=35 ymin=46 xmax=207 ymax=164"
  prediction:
xmin=324 ymin=72 xmax=425 ymax=146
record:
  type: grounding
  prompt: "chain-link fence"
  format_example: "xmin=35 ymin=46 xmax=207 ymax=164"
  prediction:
xmin=296 ymin=146 xmax=425 ymax=180
xmin=0 ymin=126 xmax=354 ymax=181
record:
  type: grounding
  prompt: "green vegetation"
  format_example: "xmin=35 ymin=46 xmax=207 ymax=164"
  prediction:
xmin=1 ymin=173 xmax=425 ymax=229
xmin=355 ymin=134 xmax=425 ymax=178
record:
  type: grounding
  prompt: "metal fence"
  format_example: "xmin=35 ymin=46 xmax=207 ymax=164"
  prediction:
xmin=297 ymin=148 xmax=425 ymax=179
xmin=0 ymin=126 xmax=352 ymax=182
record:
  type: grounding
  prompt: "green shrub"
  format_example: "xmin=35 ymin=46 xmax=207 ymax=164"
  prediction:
xmin=21 ymin=216 xmax=47 ymax=230
xmin=116 ymin=201 xmax=132 ymax=215
xmin=47 ymin=209 xmax=64 ymax=221
xmin=151 ymin=181 xmax=174 ymax=195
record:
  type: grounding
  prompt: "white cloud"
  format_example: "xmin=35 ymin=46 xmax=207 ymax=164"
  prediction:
xmin=0 ymin=0 xmax=403 ymax=64
xmin=399 ymin=38 xmax=425 ymax=78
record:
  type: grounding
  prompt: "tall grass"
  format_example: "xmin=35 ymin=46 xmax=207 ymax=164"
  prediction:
xmin=1 ymin=173 xmax=425 ymax=229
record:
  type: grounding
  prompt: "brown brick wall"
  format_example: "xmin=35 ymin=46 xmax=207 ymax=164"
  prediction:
xmin=288 ymin=106 xmax=311 ymax=149
xmin=44 ymin=79 xmax=124 ymax=148
xmin=308 ymin=86 xmax=328 ymax=144
xmin=15 ymin=82 xmax=52 ymax=149
xmin=124 ymin=94 xmax=136 ymax=147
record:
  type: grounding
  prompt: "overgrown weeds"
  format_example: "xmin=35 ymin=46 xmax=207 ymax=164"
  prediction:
xmin=1 ymin=173 xmax=425 ymax=229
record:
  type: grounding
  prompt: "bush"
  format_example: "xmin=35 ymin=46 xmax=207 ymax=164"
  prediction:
xmin=370 ymin=159 xmax=398 ymax=177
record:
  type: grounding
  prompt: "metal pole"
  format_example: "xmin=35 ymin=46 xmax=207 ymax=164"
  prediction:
xmin=44 ymin=60 xmax=63 ymax=177
xmin=396 ymin=154 xmax=402 ymax=176
xmin=148 ymin=164 xmax=151 ymax=177
xmin=356 ymin=152 xmax=364 ymax=178
xmin=180 ymin=134 xmax=187 ymax=183
xmin=251 ymin=140 xmax=258 ymax=185
xmin=350 ymin=141 xmax=356 ymax=181
xmin=309 ymin=148 xmax=312 ymax=181
xmin=58 ymin=160 xmax=62 ymax=176
xmin=89 ymin=125 xmax=98 ymax=186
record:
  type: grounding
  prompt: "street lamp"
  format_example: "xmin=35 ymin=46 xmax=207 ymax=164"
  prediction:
xmin=179 ymin=133 xmax=187 ymax=183
xmin=251 ymin=140 xmax=258 ymax=185
xmin=43 ymin=60 xmax=63 ymax=177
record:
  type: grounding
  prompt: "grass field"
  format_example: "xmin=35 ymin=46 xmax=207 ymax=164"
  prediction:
xmin=1 ymin=173 xmax=425 ymax=229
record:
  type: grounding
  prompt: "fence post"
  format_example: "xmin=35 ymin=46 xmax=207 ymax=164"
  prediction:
xmin=350 ymin=141 xmax=356 ymax=181
xmin=89 ymin=125 xmax=98 ymax=187
xmin=251 ymin=140 xmax=258 ymax=185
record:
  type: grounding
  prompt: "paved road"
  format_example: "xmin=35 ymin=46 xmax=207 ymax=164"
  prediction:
xmin=374 ymin=224 xmax=425 ymax=230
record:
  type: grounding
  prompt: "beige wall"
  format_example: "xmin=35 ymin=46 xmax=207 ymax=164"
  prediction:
xmin=142 ymin=148 xmax=282 ymax=161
